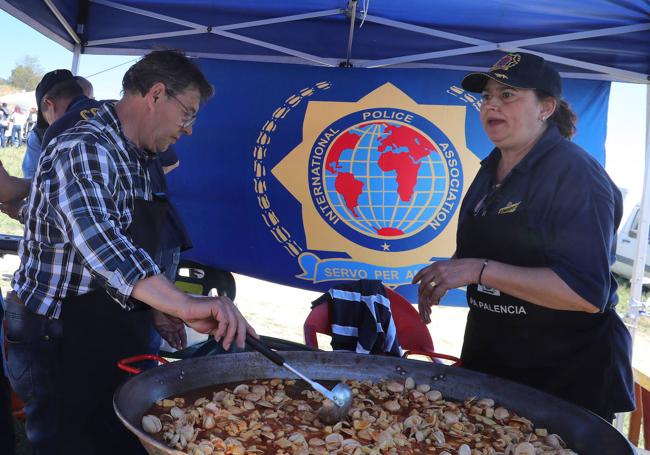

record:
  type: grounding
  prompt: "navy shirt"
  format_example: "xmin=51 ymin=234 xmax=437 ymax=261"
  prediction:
xmin=458 ymin=125 xmax=622 ymax=311
xmin=42 ymin=96 xmax=107 ymax=149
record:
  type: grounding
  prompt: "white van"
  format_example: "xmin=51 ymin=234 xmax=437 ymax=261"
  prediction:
xmin=612 ymin=204 xmax=650 ymax=282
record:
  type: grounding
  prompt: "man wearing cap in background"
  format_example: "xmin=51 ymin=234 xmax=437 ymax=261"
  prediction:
xmin=0 ymin=70 xmax=92 ymax=220
xmin=21 ymin=70 xmax=93 ymax=179
xmin=413 ymin=52 xmax=634 ymax=421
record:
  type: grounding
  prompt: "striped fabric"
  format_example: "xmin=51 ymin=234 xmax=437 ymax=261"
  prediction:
xmin=12 ymin=102 xmax=161 ymax=318
xmin=314 ymin=280 xmax=402 ymax=356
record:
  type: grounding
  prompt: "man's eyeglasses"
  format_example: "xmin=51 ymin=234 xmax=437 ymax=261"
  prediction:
xmin=167 ymin=92 xmax=197 ymax=129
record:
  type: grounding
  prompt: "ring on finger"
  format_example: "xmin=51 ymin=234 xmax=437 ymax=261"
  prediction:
xmin=429 ymin=281 xmax=437 ymax=288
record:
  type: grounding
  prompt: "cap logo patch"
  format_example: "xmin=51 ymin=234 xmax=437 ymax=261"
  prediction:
xmin=494 ymin=73 xmax=508 ymax=79
xmin=491 ymin=53 xmax=521 ymax=72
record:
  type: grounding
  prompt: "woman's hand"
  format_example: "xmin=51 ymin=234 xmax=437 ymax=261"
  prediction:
xmin=412 ymin=258 xmax=484 ymax=323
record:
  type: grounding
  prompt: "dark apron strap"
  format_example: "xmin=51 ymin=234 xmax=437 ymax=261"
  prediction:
xmin=128 ymin=194 xmax=168 ymax=259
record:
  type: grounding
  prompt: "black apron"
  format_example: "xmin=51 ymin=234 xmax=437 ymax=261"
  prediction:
xmin=60 ymin=196 xmax=167 ymax=454
xmin=456 ymin=202 xmax=634 ymax=420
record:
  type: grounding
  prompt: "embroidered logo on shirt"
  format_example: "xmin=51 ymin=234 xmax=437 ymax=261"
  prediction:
xmin=498 ymin=201 xmax=521 ymax=215
xmin=79 ymin=107 xmax=100 ymax=120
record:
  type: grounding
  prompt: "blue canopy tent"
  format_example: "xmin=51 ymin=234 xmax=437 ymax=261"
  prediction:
xmin=1 ymin=1 xmax=648 ymax=81
xmin=2 ymin=1 xmax=649 ymax=283
xmin=1 ymin=0 xmax=650 ymax=434
xmin=1 ymin=0 xmax=649 ymax=349
xmin=2 ymin=3 xmax=648 ymax=269
xmin=1 ymin=3 xmax=649 ymax=268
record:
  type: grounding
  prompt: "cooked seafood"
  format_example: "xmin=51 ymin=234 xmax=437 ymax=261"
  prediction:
xmin=142 ymin=377 xmax=578 ymax=454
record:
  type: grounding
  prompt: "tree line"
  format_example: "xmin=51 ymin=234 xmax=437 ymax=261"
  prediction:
xmin=0 ymin=56 xmax=44 ymax=91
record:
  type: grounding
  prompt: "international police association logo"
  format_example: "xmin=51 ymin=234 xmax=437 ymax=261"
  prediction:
xmin=264 ymin=83 xmax=480 ymax=286
xmin=308 ymin=109 xmax=462 ymax=252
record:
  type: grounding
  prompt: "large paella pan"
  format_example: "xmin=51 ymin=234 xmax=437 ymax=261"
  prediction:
xmin=114 ymin=351 xmax=635 ymax=454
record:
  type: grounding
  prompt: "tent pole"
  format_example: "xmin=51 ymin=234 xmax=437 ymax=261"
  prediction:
xmin=619 ymin=84 xmax=650 ymax=431
xmin=343 ymin=0 xmax=357 ymax=67
xmin=628 ymin=84 xmax=650 ymax=343
xmin=71 ymin=43 xmax=81 ymax=75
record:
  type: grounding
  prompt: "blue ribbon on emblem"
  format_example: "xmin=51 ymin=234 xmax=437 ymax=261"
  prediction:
xmin=297 ymin=252 xmax=430 ymax=286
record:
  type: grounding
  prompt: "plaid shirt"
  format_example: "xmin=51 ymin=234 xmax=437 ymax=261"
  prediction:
xmin=12 ymin=103 xmax=161 ymax=318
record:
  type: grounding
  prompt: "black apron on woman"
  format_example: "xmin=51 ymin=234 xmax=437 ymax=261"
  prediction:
xmin=60 ymin=195 xmax=167 ymax=454
xmin=456 ymin=194 xmax=634 ymax=420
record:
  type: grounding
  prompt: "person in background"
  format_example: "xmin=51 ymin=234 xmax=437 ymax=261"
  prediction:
xmin=4 ymin=49 xmax=256 ymax=454
xmin=74 ymin=75 xmax=94 ymax=99
xmin=21 ymin=69 xmax=88 ymax=179
xmin=0 ymin=103 xmax=9 ymax=148
xmin=8 ymin=107 xmax=26 ymax=148
xmin=24 ymin=107 xmax=37 ymax=137
xmin=413 ymin=52 xmax=634 ymax=421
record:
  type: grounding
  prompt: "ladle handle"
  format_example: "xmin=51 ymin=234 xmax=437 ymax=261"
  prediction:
xmin=246 ymin=334 xmax=285 ymax=366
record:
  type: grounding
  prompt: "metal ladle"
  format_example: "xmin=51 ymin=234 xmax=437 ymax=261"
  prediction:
xmin=245 ymin=335 xmax=352 ymax=423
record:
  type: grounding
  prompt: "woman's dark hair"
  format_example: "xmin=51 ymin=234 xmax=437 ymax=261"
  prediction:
xmin=122 ymin=49 xmax=214 ymax=102
xmin=535 ymin=89 xmax=577 ymax=139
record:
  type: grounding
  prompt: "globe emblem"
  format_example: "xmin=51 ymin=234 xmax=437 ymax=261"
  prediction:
xmin=323 ymin=120 xmax=447 ymax=240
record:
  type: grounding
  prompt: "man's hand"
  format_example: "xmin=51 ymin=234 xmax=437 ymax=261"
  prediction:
xmin=182 ymin=295 xmax=256 ymax=351
xmin=152 ymin=309 xmax=187 ymax=350
xmin=0 ymin=197 xmax=25 ymax=221
xmin=132 ymin=275 xmax=258 ymax=351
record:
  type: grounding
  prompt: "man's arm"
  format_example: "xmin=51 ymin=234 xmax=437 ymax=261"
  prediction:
xmin=132 ymin=275 xmax=254 ymax=350
xmin=52 ymin=142 xmax=255 ymax=349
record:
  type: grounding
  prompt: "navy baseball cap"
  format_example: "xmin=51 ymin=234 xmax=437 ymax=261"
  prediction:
xmin=461 ymin=52 xmax=562 ymax=98
xmin=35 ymin=69 xmax=75 ymax=129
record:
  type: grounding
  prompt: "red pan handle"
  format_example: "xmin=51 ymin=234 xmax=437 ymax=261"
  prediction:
xmin=403 ymin=350 xmax=462 ymax=367
xmin=117 ymin=354 xmax=169 ymax=374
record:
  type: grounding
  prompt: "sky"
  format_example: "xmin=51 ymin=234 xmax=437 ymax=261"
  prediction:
xmin=0 ymin=8 xmax=647 ymax=216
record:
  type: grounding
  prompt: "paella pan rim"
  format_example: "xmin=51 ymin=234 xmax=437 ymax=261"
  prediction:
xmin=114 ymin=351 xmax=636 ymax=455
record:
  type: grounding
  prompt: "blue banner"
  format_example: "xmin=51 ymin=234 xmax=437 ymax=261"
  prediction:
xmin=167 ymin=59 xmax=610 ymax=305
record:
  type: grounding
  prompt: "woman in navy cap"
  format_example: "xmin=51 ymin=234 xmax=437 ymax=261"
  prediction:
xmin=413 ymin=52 xmax=634 ymax=421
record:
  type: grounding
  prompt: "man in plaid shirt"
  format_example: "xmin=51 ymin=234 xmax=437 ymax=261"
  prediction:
xmin=4 ymin=50 xmax=256 ymax=454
